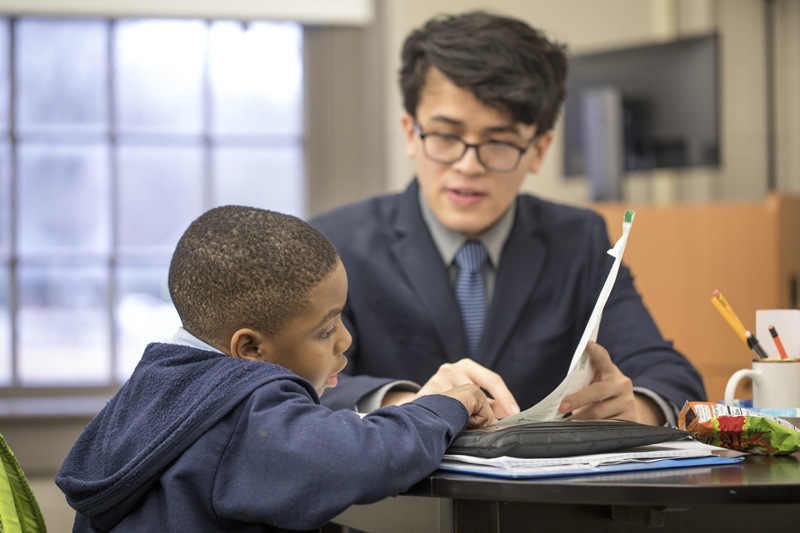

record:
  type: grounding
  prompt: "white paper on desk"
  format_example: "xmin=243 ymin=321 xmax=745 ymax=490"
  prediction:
xmin=756 ymin=309 xmax=800 ymax=359
xmin=492 ymin=211 xmax=635 ymax=428
xmin=443 ymin=447 xmax=712 ymax=470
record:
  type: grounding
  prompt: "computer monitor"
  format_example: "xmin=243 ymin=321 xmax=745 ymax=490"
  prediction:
xmin=563 ymin=34 xmax=719 ymax=185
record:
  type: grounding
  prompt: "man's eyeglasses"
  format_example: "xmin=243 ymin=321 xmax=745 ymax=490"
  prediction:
xmin=414 ymin=122 xmax=538 ymax=173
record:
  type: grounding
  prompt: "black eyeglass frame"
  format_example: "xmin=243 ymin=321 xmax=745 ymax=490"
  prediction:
xmin=413 ymin=122 xmax=539 ymax=173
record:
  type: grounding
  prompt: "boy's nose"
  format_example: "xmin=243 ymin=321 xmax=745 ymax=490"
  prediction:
xmin=338 ymin=323 xmax=353 ymax=354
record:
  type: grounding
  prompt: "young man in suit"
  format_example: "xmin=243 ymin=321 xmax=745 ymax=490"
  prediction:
xmin=310 ymin=11 xmax=706 ymax=427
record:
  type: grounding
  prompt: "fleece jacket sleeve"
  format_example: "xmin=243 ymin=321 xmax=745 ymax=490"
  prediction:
xmin=210 ymin=379 xmax=468 ymax=531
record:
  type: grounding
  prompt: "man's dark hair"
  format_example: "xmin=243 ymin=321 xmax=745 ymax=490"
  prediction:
xmin=400 ymin=11 xmax=568 ymax=134
xmin=168 ymin=205 xmax=339 ymax=344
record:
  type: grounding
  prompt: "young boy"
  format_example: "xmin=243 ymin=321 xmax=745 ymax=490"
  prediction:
xmin=56 ymin=205 xmax=494 ymax=532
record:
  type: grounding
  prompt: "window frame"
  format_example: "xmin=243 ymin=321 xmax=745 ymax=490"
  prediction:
xmin=0 ymin=15 xmax=306 ymax=394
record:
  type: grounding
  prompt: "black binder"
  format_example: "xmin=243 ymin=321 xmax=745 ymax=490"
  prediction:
xmin=447 ymin=419 xmax=689 ymax=458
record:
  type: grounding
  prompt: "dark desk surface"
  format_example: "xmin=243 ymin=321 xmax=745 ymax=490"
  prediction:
xmin=335 ymin=451 xmax=800 ymax=532
xmin=406 ymin=452 xmax=800 ymax=506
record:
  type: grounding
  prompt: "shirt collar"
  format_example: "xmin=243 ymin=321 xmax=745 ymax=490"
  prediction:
xmin=172 ymin=326 xmax=225 ymax=355
xmin=418 ymin=186 xmax=516 ymax=267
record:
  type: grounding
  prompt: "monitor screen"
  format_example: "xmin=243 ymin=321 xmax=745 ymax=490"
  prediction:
xmin=563 ymin=34 xmax=719 ymax=176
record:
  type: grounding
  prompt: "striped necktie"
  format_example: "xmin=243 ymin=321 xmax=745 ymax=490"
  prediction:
xmin=454 ymin=240 xmax=490 ymax=357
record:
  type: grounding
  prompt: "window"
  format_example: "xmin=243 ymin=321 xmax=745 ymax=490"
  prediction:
xmin=0 ymin=17 xmax=304 ymax=387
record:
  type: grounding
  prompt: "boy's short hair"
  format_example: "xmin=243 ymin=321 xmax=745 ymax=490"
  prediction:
xmin=168 ymin=206 xmax=339 ymax=343
xmin=400 ymin=11 xmax=568 ymax=134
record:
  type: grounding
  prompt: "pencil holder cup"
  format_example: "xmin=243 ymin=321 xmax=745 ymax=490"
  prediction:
xmin=724 ymin=359 xmax=800 ymax=408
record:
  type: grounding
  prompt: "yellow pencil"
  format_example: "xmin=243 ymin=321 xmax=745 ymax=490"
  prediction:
xmin=715 ymin=291 xmax=748 ymax=334
xmin=710 ymin=294 xmax=748 ymax=346
xmin=711 ymin=290 xmax=770 ymax=359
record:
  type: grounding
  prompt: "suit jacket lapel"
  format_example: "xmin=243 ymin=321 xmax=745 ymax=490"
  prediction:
xmin=390 ymin=181 xmax=468 ymax=363
xmin=477 ymin=199 xmax=547 ymax=369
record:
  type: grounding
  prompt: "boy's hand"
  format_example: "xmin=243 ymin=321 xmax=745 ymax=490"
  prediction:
xmin=415 ymin=359 xmax=520 ymax=418
xmin=440 ymin=384 xmax=497 ymax=428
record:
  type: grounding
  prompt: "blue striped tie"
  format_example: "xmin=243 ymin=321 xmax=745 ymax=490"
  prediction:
xmin=454 ymin=240 xmax=489 ymax=357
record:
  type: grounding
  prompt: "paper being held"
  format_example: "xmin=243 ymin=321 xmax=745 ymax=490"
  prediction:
xmin=492 ymin=210 xmax=635 ymax=428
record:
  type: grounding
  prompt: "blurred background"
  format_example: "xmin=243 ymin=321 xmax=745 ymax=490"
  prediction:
xmin=0 ymin=0 xmax=797 ymax=529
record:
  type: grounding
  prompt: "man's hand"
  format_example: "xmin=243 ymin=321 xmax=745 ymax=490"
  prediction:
xmin=381 ymin=359 xmax=520 ymax=419
xmin=440 ymin=384 xmax=497 ymax=427
xmin=558 ymin=341 xmax=664 ymax=426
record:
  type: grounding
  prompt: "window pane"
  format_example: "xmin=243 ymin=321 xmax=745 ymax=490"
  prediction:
xmin=16 ymin=18 xmax=107 ymax=135
xmin=117 ymin=145 xmax=204 ymax=258
xmin=0 ymin=266 xmax=10 ymax=386
xmin=115 ymin=20 xmax=206 ymax=134
xmin=212 ymin=145 xmax=305 ymax=217
xmin=0 ymin=18 xmax=9 ymax=132
xmin=17 ymin=265 xmax=110 ymax=385
xmin=17 ymin=143 xmax=110 ymax=258
xmin=0 ymin=141 xmax=9 ymax=256
xmin=209 ymin=21 xmax=303 ymax=136
xmin=116 ymin=267 xmax=180 ymax=382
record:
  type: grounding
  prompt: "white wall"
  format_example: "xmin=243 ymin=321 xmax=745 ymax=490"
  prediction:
xmin=774 ymin=0 xmax=800 ymax=194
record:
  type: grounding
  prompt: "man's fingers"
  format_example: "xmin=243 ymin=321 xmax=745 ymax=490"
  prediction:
xmin=559 ymin=374 xmax=633 ymax=414
xmin=454 ymin=359 xmax=520 ymax=416
xmin=420 ymin=359 xmax=520 ymax=416
xmin=487 ymin=398 xmax=517 ymax=419
xmin=567 ymin=393 xmax=636 ymax=421
xmin=585 ymin=340 xmax=615 ymax=374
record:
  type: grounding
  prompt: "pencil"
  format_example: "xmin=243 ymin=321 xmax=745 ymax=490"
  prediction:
xmin=710 ymin=296 xmax=748 ymax=346
xmin=713 ymin=290 xmax=748 ymax=336
xmin=711 ymin=290 xmax=768 ymax=359
xmin=768 ymin=325 xmax=789 ymax=359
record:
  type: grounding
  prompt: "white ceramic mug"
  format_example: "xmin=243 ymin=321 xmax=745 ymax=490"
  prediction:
xmin=724 ymin=359 xmax=800 ymax=408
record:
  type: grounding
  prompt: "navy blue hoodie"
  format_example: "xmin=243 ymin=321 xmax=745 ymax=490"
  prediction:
xmin=56 ymin=343 xmax=468 ymax=532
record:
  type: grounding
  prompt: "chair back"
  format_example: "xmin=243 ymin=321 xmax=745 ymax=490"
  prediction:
xmin=0 ymin=434 xmax=47 ymax=532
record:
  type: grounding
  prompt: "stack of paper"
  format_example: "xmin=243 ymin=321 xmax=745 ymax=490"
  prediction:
xmin=439 ymin=439 xmax=744 ymax=479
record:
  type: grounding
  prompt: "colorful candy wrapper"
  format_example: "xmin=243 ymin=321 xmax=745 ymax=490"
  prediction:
xmin=679 ymin=401 xmax=800 ymax=455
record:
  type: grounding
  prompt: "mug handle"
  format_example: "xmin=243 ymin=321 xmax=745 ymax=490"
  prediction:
xmin=724 ymin=369 xmax=759 ymax=406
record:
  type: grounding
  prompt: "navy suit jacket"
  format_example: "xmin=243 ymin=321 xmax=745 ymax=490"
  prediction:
xmin=310 ymin=180 xmax=706 ymax=412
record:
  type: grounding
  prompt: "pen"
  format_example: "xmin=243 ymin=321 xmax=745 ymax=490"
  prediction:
xmin=746 ymin=332 xmax=769 ymax=359
xmin=768 ymin=325 xmax=789 ymax=359
xmin=711 ymin=290 xmax=768 ymax=359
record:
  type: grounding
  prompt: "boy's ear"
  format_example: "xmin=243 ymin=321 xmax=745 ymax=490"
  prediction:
xmin=230 ymin=328 xmax=272 ymax=361
xmin=526 ymin=130 xmax=554 ymax=174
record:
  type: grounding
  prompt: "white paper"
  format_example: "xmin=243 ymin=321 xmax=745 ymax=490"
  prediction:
xmin=443 ymin=444 xmax=711 ymax=470
xmin=491 ymin=212 xmax=634 ymax=428
xmin=756 ymin=309 xmax=800 ymax=359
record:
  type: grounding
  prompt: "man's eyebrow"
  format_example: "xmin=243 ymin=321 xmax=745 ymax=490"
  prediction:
xmin=428 ymin=116 xmax=521 ymax=135
xmin=316 ymin=306 xmax=344 ymax=328
xmin=483 ymin=124 xmax=522 ymax=135
xmin=429 ymin=115 xmax=464 ymax=126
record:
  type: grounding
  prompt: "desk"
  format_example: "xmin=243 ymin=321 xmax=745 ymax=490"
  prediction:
xmin=333 ymin=452 xmax=800 ymax=532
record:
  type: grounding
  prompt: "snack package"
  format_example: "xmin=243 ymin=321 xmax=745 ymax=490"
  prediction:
xmin=679 ymin=401 xmax=800 ymax=455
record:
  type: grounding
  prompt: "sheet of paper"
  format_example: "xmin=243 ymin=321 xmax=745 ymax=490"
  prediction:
xmin=492 ymin=211 xmax=635 ymax=428
xmin=443 ymin=442 xmax=713 ymax=470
